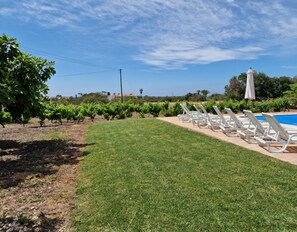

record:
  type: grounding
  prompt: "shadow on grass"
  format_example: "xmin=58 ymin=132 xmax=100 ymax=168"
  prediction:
xmin=0 ymin=139 xmax=94 ymax=189
xmin=0 ymin=214 xmax=65 ymax=231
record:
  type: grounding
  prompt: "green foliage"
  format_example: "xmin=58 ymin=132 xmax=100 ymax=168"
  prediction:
xmin=225 ymin=72 xmax=294 ymax=101
xmin=80 ymin=103 xmax=97 ymax=121
xmin=0 ymin=108 xmax=12 ymax=127
xmin=209 ymin=93 xmax=225 ymax=101
xmin=0 ymin=34 xmax=55 ymax=126
xmin=203 ymin=100 xmax=216 ymax=114
xmin=184 ymin=90 xmax=210 ymax=101
xmin=161 ymin=101 xmax=169 ymax=110
xmin=269 ymin=98 xmax=291 ymax=112
xmin=18 ymin=114 xmax=31 ymax=125
xmin=132 ymin=103 xmax=142 ymax=113
xmin=206 ymin=98 xmax=293 ymax=114
xmin=7 ymin=96 xmax=297 ymax=127
xmin=74 ymin=106 xmax=85 ymax=123
xmin=95 ymin=104 xmax=104 ymax=116
xmin=172 ymin=102 xmax=183 ymax=115
xmin=141 ymin=104 xmax=149 ymax=115
xmin=63 ymin=104 xmax=78 ymax=122
xmin=38 ymin=103 xmax=87 ymax=125
xmin=43 ymin=102 xmax=63 ymax=124
xmin=224 ymin=75 xmax=246 ymax=100
xmin=284 ymin=83 xmax=297 ymax=108
xmin=284 ymin=83 xmax=297 ymax=98
xmin=143 ymin=95 xmax=186 ymax=102
xmin=161 ymin=102 xmax=183 ymax=116
xmin=148 ymin=103 xmax=162 ymax=117
xmin=101 ymin=103 xmax=125 ymax=120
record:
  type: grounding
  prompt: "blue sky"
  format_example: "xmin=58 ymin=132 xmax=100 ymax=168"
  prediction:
xmin=1 ymin=0 xmax=297 ymax=97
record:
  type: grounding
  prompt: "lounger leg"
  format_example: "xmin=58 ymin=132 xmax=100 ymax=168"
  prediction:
xmin=226 ymin=131 xmax=238 ymax=137
xmin=267 ymin=143 xmax=288 ymax=153
xmin=211 ymin=126 xmax=221 ymax=132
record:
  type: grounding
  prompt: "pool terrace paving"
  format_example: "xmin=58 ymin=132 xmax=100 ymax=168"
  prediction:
xmin=158 ymin=115 xmax=297 ymax=166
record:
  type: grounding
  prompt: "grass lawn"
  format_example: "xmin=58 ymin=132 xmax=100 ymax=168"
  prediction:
xmin=73 ymin=118 xmax=297 ymax=231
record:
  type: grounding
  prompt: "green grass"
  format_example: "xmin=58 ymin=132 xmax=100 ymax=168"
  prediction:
xmin=73 ymin=119 xmax=297 ymax=231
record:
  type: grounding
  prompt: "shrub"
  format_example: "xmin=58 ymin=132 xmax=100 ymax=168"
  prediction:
xmin=0 ymin=109 xmax=12 ymax=127
xmin=171 ymin=102 xmax=183 ymax=115
xmin=81 ymin=103 xmax=97 ymax=121
xmin=148 ymin=103 xmax=162 ymax=117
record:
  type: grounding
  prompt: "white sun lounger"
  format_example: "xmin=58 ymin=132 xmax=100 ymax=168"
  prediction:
xmin=212 ymin=106 xmax=230 ymax=125
xmin=178 ymin=103 xmax=200 ymax=122
xmin=239 ymin=110 xmax=270 ymax=143
xmin=193 ymin=105 xmax=210 ymax=119
xmin=196 ymin=105 xmax=220 ymax=131
xmin=190 ymin=105 xmax=209 ymax=128
xmin=199 ymin=105 xmax=219 ymax=120
xmin=192 ymin=115 xmax=209 ymax=128
xmin=213 ymin=106 xmax=237 ymax=136
xmin=225 ymin=108 xmax=252 ymax=136
xmin=255 ymin=113 xmax=297 ymax=153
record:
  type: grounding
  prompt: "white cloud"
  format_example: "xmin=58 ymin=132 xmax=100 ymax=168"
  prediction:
xmin=19 ymin=1 xmax=81 ymax=28
xmin=0 ymin=7 xmax=16 ymax=16
xmin=135 ymin=45 xmax=263 ymax=69
xmin=2 ymin=0 xmax=297 ymax=68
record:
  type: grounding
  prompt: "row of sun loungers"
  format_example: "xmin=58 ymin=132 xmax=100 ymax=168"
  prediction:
xmin=178 ymin=103 xmax=297 ymax=153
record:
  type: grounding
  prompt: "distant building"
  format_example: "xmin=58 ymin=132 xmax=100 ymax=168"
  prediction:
xmin=107 ymin=93 xmax=136 ymax=101
xmin=115 ymin=93 xmax=136 ymax=97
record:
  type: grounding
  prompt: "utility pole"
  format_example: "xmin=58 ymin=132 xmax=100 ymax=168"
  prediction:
xmin=119 ymin=68 xmax=123 ymax=103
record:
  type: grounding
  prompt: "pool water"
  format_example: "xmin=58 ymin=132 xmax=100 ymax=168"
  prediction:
xmin=256 ymin=114 xmax=297 ymax=126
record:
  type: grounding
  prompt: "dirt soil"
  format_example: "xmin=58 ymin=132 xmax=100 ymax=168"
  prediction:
xmin=0 ymin=119 xmax=94 ymax=231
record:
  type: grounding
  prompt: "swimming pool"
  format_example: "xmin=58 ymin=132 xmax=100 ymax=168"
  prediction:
xmin=256 ymin=114 xmax=297 ymax=126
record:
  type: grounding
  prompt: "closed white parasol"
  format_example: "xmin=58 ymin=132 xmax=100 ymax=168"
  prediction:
xmin=244 ymin=68 xmax=255 ymax=100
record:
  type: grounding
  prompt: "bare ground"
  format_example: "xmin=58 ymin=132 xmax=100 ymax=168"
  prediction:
xmin=0 ymin=119 xmax=94 ymax=231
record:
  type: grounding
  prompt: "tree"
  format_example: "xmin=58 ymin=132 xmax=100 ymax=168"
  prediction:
xmin=184 ymin=92 xmax=193 ymax=101
xmin=224 ymin=76 xmax=245 ymax=100
xmin=253 ymin=72 xmax=272 ymax=99
xmin=209 ymin=93 xmax=225 ymax=101
xmin=201 ymin=89 xmax=209 ymax=101
xmin=196 ymin=90 xmax=201 ymax=97
xmin=284 ymin=83 xmax=297 ymax=97
xmin=196 ymin=90 xmax=203 ymax=101
xmin=0 ymin=34 xmax=56 ymax=126
xmin=139 ymin=88 xmax=143 ymax=98
xmin=278 ymin=76 xmax=294 ymax=96
xmin=284 ymin=83 xmax=297 ymax=107
xmin=224 ymin=71 xmax=295 ymax=101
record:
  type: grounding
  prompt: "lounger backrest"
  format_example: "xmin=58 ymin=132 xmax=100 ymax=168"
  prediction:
xmin=243 ymin=110 xmax=265 ymax=134
xmin=200 ymin=105 xmax=208 ymax=115
xmin=193 ymin=105 xmax=202 ymax=113
xmin=213 ymin=106 xmax=227 ymax=124
xmin=180 ymin=103 xmax=186 ymax=114
xmin=180 ymin=103 xmax=190 ymax=114
xmin=200 ymin=105 xmax=213 ymax=122
xmin=225 ymin=108 xmax=242 ymax=128
xmin=204 ymin=111 xmax=213 ymax=123
xmin=262 ymin=113 xmax=289 ymax=140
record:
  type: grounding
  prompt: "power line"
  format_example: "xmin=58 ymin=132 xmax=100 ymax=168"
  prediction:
xmin=23 ymin=47 xmax=97 ymax=67
xmin=58 ymin=70 xmax=115 ymax=77
xmin=22 ymin=46 xmax=118 ymax=70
